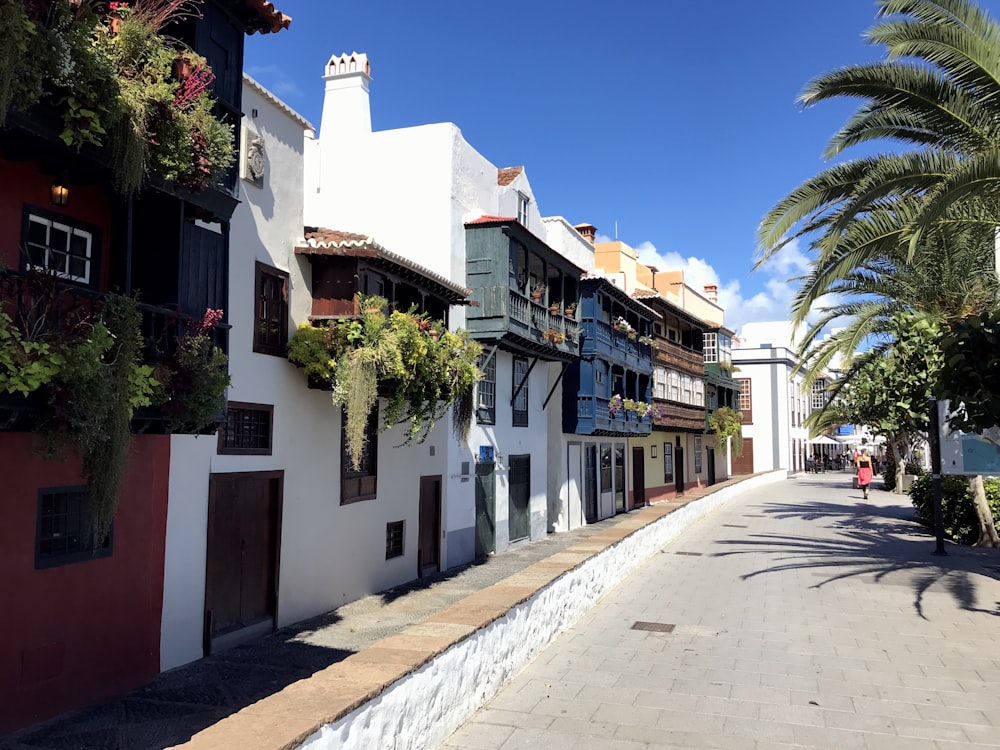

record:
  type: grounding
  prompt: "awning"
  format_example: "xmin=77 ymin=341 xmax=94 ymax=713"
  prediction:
xmin=807 ymin=435 xmax=842 ymax=446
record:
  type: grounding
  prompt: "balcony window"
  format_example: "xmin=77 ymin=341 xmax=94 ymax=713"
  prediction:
xmin=24 ymin=209 xmax=97 ymax=287
xmin=654 ymin=367 xmax=667 ymax=399
xmin=738 ymin=378 xmax=753 ymax=423
xmin=254 ymin=262 xmax=289 ymax=356
xmin=694 ymin=378 xmax=705 ymax=407
xmin=703 ymin=332 xmax=717 ymax=364
xmin=668 ymin=370 xmax=680 ymax=402
xmin=342 ymin=405 xmax=378 ymax=504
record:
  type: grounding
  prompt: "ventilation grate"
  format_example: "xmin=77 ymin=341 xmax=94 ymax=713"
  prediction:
xmin=632 ymin=621 xmax=675 ymax=633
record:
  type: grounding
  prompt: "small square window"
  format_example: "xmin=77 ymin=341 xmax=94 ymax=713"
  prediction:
xmin=36 ymin=487 xmax=112 ymax=569
xmin=219 ymin=402 xmax=273 ymax=455
xmin=385 ymin=520 xmax=404 ymax=559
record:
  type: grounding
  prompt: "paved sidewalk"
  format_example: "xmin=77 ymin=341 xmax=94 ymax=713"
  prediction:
xmin=439 ymin=473 xmax=1000 ymax=750
xmin=0 ymin=475 xmax=748 ymax=750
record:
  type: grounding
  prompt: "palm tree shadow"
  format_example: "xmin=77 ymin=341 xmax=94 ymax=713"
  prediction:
xmin=714 ymin=498 xmax=1000 ymax=620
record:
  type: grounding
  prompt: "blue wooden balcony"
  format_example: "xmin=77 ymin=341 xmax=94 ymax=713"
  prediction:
xmin=569 ymin=395 xmax=652 ymax=436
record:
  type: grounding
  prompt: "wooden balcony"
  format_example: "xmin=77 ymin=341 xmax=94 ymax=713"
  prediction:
xmin=654 ymin=339 xmax=704 ymax=376
xmin=651 ymin=400 xmax=706 ymax=433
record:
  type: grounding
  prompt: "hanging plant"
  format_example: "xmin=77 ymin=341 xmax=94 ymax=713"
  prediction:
xmin=288 ymin=295 xmax=482 ymax=470
xmin=709 ymin=406 xmax=744 ymax=459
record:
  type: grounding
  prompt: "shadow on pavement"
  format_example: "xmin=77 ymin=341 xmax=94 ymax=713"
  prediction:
xmin=3 ymin=624 xmax=354 ymax=750
xmin=712 ymin=491 xmax=1000 ymax=622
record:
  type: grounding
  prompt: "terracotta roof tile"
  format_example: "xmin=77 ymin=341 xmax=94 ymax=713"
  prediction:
xmin=497 ymin=167 xmax=523 ymax=186
xmin=465 ymin=215 xmax=516 ymax=225
xmin=244 ymin=0 xmax=291 ymax=34
xmin=296 ymin=227 xmax=471 ymax=301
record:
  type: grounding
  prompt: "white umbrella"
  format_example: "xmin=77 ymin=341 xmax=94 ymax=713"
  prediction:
xmin=807 ymin=436 xmax=842 ymax=446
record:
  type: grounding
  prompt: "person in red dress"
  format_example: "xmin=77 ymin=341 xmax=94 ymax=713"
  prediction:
xmin=856 ymin=447 xmax=874 ymax=499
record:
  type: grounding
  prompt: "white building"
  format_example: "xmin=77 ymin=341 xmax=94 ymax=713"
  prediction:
xmin=160 ymin=75 xmax=473 ymax=670
xmin=305 ymin=52 xmax=585 ymax=567
xmin=731 ymin=321 xmax=811 ymax=474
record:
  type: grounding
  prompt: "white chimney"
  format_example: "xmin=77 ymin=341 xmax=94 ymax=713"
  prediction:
xmin=319 ymin=52 xmax=372 ymax=140
xmin=703 ymin=284 xmax=718 ymax=302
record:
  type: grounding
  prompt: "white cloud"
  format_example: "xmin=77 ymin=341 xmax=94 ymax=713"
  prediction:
xmin=610 ymin=235 xmax=829 ymax=336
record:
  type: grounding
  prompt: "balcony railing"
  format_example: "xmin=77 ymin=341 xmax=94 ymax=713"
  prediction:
xmin=507 ymin=288 xmax=579 ymax=354
xmin=571 ymin=394 xmax=652 ymax=435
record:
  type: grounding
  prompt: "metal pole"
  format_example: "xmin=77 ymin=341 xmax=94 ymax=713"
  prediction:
xmin=929 ymin=397 xmax=946 ymax=555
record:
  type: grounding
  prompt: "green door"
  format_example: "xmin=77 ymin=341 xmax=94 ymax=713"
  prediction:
xmin=508 ymin=455 xmax=530 ymax=543
xmin=475 ymin=463 xmax=495 ymax=560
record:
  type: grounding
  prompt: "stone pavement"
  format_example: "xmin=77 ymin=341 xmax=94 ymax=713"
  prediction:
xmin=439 ymin=472 xmax=1000 ymax=750
xmin=0 ymin=474 xmax=750 ymax=750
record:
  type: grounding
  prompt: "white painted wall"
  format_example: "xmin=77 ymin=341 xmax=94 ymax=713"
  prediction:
xmin=161 ymin=435 xmax=214 ymax=670
xmin=160 ymin=78 xmax=453 ymax=670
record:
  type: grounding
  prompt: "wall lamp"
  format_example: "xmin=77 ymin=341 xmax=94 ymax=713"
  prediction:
xmin=50 ymin=180 xmax=69 ymax=208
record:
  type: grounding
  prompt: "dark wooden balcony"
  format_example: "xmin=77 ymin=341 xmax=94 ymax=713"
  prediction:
xmin=0 ymin=272 xmax=228 ymax=433
xmin=651 ymin=400 xmax=706 ymax=433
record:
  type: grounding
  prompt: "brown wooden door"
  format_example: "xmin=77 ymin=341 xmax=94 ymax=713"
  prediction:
xmin=205 ymin=472 xmax=282 ymax=646
xmin=418 ymin=476 xmax=441 ymax=577
xmin=631 ymin=446 xmax=645 ymax=509
xmin=731 ymin=438 xmax=755 ymax=475
xmin=675 ymin=445 xmax=685 ymax=494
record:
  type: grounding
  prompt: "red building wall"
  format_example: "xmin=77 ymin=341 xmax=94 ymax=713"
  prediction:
xmin=0 ymin=156 xmax=112 ymax=289
xmin=0 ymin=433 xmax=170 ymax=733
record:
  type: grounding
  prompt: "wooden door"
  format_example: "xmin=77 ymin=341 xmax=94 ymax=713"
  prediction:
xmin=631 ymin=446 xmax=645 ymax=509
xmin=584 ymin=445 xmax=598 ymax=523
xmin=675 ymin=445 xmax=685 ymax=494
xmin=707 ymin=447 xmax=716 ymax=485
xmin=475 ymin=463 xmax=495 ymax=560
xmin=508 ymin=455 xmax=530 ymax=543
xmin=731 ymin=438 xmax=755 ymax=475
xmin=418 ymin=476 xmax=441 ymax=577
xmin=205 ymin=472 xmax=281 ymax=648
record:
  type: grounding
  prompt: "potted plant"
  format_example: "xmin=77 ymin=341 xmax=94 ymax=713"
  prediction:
xmin=550 ymin=301 xmax=561 ymax=314
xmin=608 ymin=394 xmax=624 ymax=418
xmin=287 ymin=295 xmax=482 ymax=468
xmin=563 ymin=302 xmax=576 ymax=317
xmin=530 ymin=282 xmax=546 ymax=302
xmin=542 ymin=328 xmax=565 ymax=344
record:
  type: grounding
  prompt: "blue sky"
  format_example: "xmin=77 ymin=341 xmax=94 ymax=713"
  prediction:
xmin=245 ymin=1 xmax=889 ymax=333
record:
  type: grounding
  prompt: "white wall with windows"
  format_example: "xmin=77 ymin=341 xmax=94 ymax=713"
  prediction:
xmin=731 ymin=334 xmax=810 ymax=474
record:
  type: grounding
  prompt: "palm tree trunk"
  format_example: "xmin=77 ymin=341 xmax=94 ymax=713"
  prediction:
xmin=969 ymin=475 xmax=1000 ymax=547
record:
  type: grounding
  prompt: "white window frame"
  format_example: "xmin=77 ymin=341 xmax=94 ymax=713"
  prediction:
xmin=694 ymin=435 xmax=703 ymax=473
xmin=703 ymin=332 xmax=718 ymax=364
xmin=694 ymin=378 xmax=704 ymax=406
xmin=668 ymin=370 xmax=680 ymax=402
xmin=26 ymin=212 xmax=94 ymax=285
xmin=516 ymin=192 xmax=530 ymax=225
xmin=654 ymin=366 xmax=667 ymax=400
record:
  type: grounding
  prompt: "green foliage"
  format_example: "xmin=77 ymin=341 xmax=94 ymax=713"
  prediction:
xmin=937 ymin=309 xmax=1000 ymax=433
xmin=0 ymin=0 xmax=40 ymax=126
xmin=0 ymin=310 xmax=64 ymax=395
xmin=833 ymin=312 xmax=942 ymax=448
xmin=910 ymin=474 xmax=1000 ymax=545
xmin=159 ymin=332 xmax=231 ymax=434
xmin=2 ymin=0 xmax=234 ymax=193
xmin=288 ymin=296 xmax=482 ymax=470
xmin=708 ymin=406 xmax=743 ymax=458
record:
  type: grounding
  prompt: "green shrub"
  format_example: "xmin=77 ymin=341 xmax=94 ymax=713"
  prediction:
xmin=909 ymin=474 xmax=1000 ymax=545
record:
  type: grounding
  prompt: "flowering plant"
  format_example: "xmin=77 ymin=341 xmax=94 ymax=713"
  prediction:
xmin=614 ymin=316 xmax=631 ymax=333
xmin=542 ymin=327 xmax=566 ymax=344
xmin=608 ymin=393 xmax=624 ymax=417
xmin=638 ymin=334 xmax=655 ymax=346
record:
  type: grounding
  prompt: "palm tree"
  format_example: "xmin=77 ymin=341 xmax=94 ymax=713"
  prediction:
xmin=757 ymin=0 xmax=1000 ymax=544
xmin=758 ymin=0 xmax=1000 ymax=270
